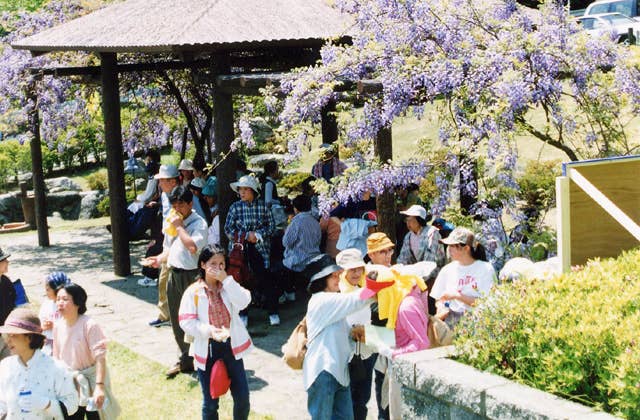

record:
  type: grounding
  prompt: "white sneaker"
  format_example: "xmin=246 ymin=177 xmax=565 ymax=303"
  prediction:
xmin=285 ymin=292 xmax=296 ymax=302
xmin=137 ymin=277 xmax=157 ymax=287
xmin=240 ymin=315 xmax=249 ymax=328
xmin=269 ymin=314 xmax=281 ymax=326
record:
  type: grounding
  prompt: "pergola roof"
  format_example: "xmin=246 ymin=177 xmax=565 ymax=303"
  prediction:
xmin=12 ymin=0 xmax=353 ymax=54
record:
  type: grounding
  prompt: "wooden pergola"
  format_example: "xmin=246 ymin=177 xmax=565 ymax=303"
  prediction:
xmin=12 ymin=0 xmax=353 ymax=276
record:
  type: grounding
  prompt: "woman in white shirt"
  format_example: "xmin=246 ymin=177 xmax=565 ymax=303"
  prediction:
xmin=431 ymin=227 xmax=497 ymax=328
xmin=0 ymin=308 xmax=78 ymax=419
xmin=38 ymin=272 xmax=70 ymax=356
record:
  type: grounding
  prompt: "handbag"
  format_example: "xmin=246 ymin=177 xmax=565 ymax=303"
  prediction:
xmin=281 ymin=317 xmax=309 ymax=370
xmin=209 ymin=359 xmax=231 ymax=399
xmin=12 ymin=279 xmax=29 ymax=306
xmin=427 ymin=315 xmax=454 ymax=348
xmin=227 ymin=233 xmax=251 ymax=287
xmin=349 ymin=342 xmax=367 ymax=383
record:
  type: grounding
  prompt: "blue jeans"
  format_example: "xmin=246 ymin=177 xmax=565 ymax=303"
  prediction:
xmin=307 ymin=370 xmax=354 ymax=420
xmin=350 ymin=354 xmax=376 ymax=420
xmin=197 ymin=339 xmax=250 ymax=420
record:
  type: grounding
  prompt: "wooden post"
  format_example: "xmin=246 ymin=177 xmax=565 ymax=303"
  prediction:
xmin=321 ymin=100 xmax=338 ymax=144
xmin=26 ymin=80 xmax=50 ymax=247
xmin=374 ymin=125 xmax=396 ymax=244
xmin=212 ymin=54 xmax=235 ymax=251
xmin=100 ymin=53 xmax=130 ymax=276
xmin=556 ymin=176 xmax=571 ymax=273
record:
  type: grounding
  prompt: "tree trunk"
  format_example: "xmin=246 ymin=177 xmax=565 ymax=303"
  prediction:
xmin=374 ymin=125 xmax=396 ymax=245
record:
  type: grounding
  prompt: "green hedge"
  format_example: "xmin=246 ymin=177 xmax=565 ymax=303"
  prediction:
xmin=454 ymin=248 xmax=640 ymax=418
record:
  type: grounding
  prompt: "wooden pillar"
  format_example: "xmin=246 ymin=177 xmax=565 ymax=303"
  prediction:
xmin=212 ymin=54 xmax=235 ymax=251
xmin=26 ymin=80 xmax=50 ymax=247
xmin=321 ymin=100 xmax=338 ymax=144
xmin=374 ymin=125 xmax=396 ymax=244
xmin=100 ymin=53 xmax=130 ymax=276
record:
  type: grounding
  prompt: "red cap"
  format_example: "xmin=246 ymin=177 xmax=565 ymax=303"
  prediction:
xmin=360 ymin=275 xmax=395 ymax=300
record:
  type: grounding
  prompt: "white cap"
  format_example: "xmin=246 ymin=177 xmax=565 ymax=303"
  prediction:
xmin=154 ymin=164 xmax=179 ymax=179
xmin=399 ymin=204 xmax=427 ymax=220
xmin=190 ymin=177 xmax=206 ymax=189
xmin=178 ymin=159 xmax=194 ymax=171
xmin=336 ymin=248 xmax=366 ymax=270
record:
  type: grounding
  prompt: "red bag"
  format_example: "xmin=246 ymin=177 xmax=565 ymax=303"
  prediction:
xmin=209 ymin=359 xmax=231 ymax=399
xmin=227 ymin=234 xmax=251 ymax=287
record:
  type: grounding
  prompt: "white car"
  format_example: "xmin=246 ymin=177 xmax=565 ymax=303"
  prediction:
xmin=576 ymin=12 xmax=640 ymax=43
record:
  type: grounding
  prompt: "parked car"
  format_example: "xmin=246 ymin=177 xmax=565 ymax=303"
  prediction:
xmin=576 ymin=12 xmax=640 ymax=42
xmin=584 ymin=0 xmax=640 ymax=18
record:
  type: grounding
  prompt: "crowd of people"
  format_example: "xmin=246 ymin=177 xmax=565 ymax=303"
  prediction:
xmin=0 ymin=144 xmax=500 ymax=420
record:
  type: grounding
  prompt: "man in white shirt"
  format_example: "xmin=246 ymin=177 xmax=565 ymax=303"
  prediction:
xmin=148 ymin=185 xmax=208 ymax=378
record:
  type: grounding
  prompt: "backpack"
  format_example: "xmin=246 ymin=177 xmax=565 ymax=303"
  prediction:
xmin=281 ymin=317 xmax=309 ymax=369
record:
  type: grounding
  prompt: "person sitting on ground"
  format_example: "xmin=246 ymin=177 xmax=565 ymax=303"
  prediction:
xmin=178 ymin=159 xmax=195 ymax=186
xmin=148 ymin=186 xmax=209 ymax=378
xmin=430 ymin=227 xmax=496 ymax=329
xmin=179 ymin=245 xmax=253 ymax=420
xmin=0 ymin=308 xmax=79 ymax=419
xmin=39 ymin=271 xmax=70 ymax=356
xmin=53 ymin=283 xmax=120 ymax=419
xmin=304 ymin=258 xmax=392 ymax=420
xmin=282 ymin=195 xmax=322 ymax=303
xmin=396 ymin=204 xmax=445 ymax=268
xmin=0 ymin=247 xmax=17 ymax=361
xmin=224 ymin=174 xmax=277 ymax=327
xmin=311 ymin=143 xmax=347 ymax=183
xmin=335 ymin=249 xmax=376 ymax=420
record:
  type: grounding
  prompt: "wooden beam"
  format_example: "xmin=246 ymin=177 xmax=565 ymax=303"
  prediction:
xmin=29 ymin=59 xmax=211 ymax=77
xmin=556 ymin=176 xmax=571 ymax=273
xmin=212 ymin=53 xmax=236 ymax=251
xmin=100 ymin=52 xmax=131 ymax=276
xmin=26 ymin=81 xmax=50 ymax=247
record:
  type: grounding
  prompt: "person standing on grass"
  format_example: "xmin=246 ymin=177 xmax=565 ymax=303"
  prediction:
xmin=0 ymin=308 xmax=79 ymax=419
xmin=143 ymin=164 xmax=179 ymax=324
xmin=148 ymin=185 xmax=208 ymax=378
xmin=224 ymin=175 xmax=277 ymax=327
xmin=53 ymin=283 xmax=120 ymax=420
xmin=179 ymin=245 xmax=253 ymax=420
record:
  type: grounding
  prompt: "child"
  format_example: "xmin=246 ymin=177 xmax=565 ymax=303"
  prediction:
xmin=38 ymin=271 xmax=70 ymax=355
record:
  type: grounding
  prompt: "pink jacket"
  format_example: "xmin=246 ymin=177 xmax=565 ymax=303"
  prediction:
xmin=393 ymin=287 xmax=430 ymax=357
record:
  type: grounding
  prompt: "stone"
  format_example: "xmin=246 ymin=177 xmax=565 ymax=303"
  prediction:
xmin=0 ymin=192 xmax=22 ymax=224
xmin=485 ymin=382 xmax=616 ymax=420
xmin=46 ymin=191 xmax=82 ymax=220
xmin=45 ymin=177 xmax=82 ymax=193
xmin=79 ymin=190 xmax=107 ymax=219
xmin=413 ymin=358 xmax=510 ymax=415
xmin=400 ymin=387 xmax=449 ymax=419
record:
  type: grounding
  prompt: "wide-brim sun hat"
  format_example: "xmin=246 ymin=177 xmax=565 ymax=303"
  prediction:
xmin=440 ymin=226 xmax=476 ymax=246
xmin=0 ymin=308 xmax=44 ymax=336
xmin=0 ymin=247 xmax=10 ymax=262
xmin=178 ymin=159 xmax=194 ymax=171
xmin=307 ymin=263 xmax=343 ymax=292
xmin=154 ymin=164 xmax=179 ymax=179
xmin=399 ymin=204 xmax=427 ymax=220
xmin=336 ymin=248 xmax=366 ymax=270
xmin=367 ymin=232 xmax=395 ymax=254
xmin=230 ymin=174 xmax=261 ymax=195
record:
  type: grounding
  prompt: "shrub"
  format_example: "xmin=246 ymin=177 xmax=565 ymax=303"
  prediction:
xmin=454 ymin=248 xmax=640 ymax=418
xmin=279 ymin=172 xmax=312 ymax=194
xmin=517 ymin=159 xmax=561 ymax=213
xmin=86 ymin=170 xmax=108 ymax=191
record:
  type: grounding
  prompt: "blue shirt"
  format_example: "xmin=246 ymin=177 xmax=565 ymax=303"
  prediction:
xmin=282 ymin=211 xmax=321 ymax=272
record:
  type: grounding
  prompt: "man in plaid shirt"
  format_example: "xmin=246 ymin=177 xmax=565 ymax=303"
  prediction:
xmin=224 ymin=174 xmax=278 ymax=326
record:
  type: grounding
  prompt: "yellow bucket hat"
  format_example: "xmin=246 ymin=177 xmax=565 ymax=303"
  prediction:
xmin=367 ymin=232 xmax=395 ymax=254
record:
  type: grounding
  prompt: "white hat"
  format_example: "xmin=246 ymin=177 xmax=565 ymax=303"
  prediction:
xmin=336 ymin=248 xmax=366 ymax=270
xmin=190 ymin=177 xmax=206 ymax=189
xmin=399 ymin=204 xmax=427 ymax=220
xmin=230 ymin=174 xmax=261 ymax=195
xmin=178 ymin=159 xmax=194 ymax=171
xmin=154 ymin=164 xmax=179 ymax=179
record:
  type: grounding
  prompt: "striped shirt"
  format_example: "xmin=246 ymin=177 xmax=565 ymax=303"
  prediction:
xmin=224 ymin=198 xmax=274 ymax=268
xmin=282 ymin=211 xmax=322 ymax=272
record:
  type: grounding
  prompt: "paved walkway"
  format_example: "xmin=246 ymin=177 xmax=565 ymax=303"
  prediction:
xmin=4 ymin=226 xmax=325 ymax=419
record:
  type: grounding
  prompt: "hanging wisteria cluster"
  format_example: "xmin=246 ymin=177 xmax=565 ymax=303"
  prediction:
xmin=272 ymin=0 xmax=640 ymax=265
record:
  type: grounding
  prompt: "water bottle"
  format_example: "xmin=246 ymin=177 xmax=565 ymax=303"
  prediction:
xmin=18 ymin=387 xmax=31 ymax=413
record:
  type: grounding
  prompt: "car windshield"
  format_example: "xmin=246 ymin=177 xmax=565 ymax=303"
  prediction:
xmin=601 ymin=13 xmax=635 ymax=24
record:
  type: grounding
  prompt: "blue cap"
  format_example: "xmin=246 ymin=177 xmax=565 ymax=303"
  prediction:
xmin=46 ymin=271 xmax=70 ymax=289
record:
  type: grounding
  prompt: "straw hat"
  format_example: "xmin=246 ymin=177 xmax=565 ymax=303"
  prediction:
xmin=0 ymin=308 xmax=44 ymax=336
xmin=367 ymin=232 xmax=395 ymax=254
